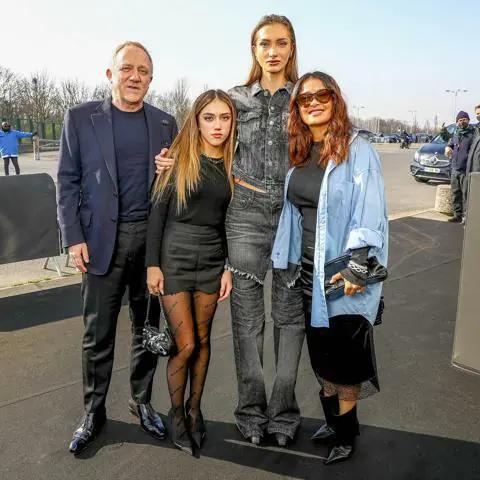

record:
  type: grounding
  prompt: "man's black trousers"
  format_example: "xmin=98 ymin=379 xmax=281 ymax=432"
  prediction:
xmin=451 ymin=170 xmax=467 ymax=217
xmin=81 ymin=220 xmax=160 ymax=413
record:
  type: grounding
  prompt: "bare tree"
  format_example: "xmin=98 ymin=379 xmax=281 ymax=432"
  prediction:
xmin=147 ymin=79 xmax=192 ymax=126
xmin=0 ymin=63 xmax=195 ymax=132
xmin=91 ymin=82 xmax=111 ymax=100
xmin=144 ymin=88 xmax=159 ymax=106
xmin=169 ymin=79 xmax=191 ymax=126
xmin=16 ymin=72 xmax=58 ymax=122
xmin=56 ymin=79 xmax=91 ymax=112
xmin=0 ymin=66 xmax=21 ymax=119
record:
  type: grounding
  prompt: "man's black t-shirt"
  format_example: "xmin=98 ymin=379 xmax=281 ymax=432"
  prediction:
xmin=112 ymin=104 xmax=150 ymax=221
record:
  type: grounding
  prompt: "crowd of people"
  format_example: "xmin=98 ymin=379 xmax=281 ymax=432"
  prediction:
xmin=57 ymin=14 xmax=389 ymax=467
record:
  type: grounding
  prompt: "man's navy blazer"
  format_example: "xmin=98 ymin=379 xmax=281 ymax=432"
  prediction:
xmin=57 ymin=98 xmax=178 ymax=275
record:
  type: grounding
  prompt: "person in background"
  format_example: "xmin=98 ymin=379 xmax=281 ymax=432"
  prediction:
xmin=442 ymin=111 xmax=475 ymax=223
xmin=0 ymin=121 xmax=36 ymax=175
xmin=464 ymin=105 xmax=480 ymax=211
xmin=466 ymin=105 xmax=480 ymax=174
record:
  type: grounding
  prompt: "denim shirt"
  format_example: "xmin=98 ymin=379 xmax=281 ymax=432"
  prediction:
xmin=228 ymin=81 xmax=293 ymax=191
xmin=271 ymin=133 xmax=389 ymax=328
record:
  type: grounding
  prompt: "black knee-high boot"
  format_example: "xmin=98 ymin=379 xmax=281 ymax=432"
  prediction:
xmin=310 ymin=390 xmax=338 ymax=441
xmin=324 ymin=405 xmax=360 ymax=465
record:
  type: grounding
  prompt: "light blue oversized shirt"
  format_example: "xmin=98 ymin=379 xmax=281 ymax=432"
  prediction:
xmin=271 ymin=133 xmax=388 ymax=328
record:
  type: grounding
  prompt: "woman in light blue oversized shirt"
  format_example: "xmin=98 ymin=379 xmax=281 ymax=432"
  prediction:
xmin=272 ymin=71 xmax=388 ymax=465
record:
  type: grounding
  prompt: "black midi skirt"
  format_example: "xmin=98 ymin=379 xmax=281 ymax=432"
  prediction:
xmin=160 ymin=221 xmax=225 ymax=296
xmin=302 ymin=247 xmax=380 ymax=398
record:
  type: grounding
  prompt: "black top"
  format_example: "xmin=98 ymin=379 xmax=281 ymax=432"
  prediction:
xmin=146 ymin=155 xmax=231 ymax=267
xmin=287 ymin=142 xmax=369 ymax=286
xmin=287 ymin=142 xmax=325 ymax=252
xmin=112 ymin=105 xmax=150 ymax=221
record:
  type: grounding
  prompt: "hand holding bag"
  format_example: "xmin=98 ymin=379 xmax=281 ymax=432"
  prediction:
xmin=324 ymin=254 xmax=388 ymax=301
xmin=142 ymin=294 xmax=176 ymax=356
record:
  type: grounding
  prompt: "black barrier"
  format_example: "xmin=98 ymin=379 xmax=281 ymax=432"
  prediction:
xmin=0 ymin=173 xmax=60 ymax=264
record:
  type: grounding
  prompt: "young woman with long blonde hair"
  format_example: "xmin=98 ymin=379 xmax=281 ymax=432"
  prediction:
xmin=146 ymin=89 xmax=235 ymax=455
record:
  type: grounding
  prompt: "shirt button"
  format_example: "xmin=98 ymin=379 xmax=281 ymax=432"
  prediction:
xmin=270 ymin=106 xmax=275 ymax=111
xmin=263 ymin=91 xmax=268 ymax=97
xmin=268 ymin=140 xmax=273 ymax=146
xmin=269 ymin=120 xmax=274 ymax=126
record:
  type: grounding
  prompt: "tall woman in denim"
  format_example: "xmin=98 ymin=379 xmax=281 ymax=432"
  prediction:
xmin=272 ymin=72 xmax=388 ymax=464
xmin=226 ymin=15 xmax=305 ymax=447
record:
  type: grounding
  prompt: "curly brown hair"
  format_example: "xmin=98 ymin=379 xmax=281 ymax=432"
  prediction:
xmin=288 ymin=71 xmax=352 ymax=167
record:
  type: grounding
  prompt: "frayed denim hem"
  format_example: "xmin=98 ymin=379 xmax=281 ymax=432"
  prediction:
xmin=286 ymin=266 xmax=302 ymax=288
xmin=226 ymin=265 xmax=265 ymax=285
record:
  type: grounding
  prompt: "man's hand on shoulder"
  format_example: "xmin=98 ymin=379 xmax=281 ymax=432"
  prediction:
xmin=155 ymin=147 xmax=174 ymax=174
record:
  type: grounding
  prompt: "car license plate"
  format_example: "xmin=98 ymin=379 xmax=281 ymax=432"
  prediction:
xmin=424 ymin=167 xmax=441 ymax=173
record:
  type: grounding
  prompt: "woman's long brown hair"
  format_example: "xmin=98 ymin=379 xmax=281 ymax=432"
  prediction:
xmin=152 ymin=90 xmax=236 ymax=211
xmin=288 ymin=72 xmax=352 ymax=167
xmin=245 ymin=14 xmax=299 ymax=86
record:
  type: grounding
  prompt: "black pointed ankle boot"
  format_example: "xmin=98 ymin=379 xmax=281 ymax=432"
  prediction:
xmin=185 ymin=400 xmax=206 ymax=449
xmin=168 ymin=408 xmax=194 ymax=456
xmin=311 ymin=390 xmax=338 ymax=442
xmin=324 ymin=405 xmax=360 ymax=465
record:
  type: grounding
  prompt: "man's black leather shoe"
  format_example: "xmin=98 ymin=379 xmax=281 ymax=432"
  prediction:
xmin=129 ymin=399 xmax=167 ymax=441
xmin=69 ymin=411 xmax=106 ymax=455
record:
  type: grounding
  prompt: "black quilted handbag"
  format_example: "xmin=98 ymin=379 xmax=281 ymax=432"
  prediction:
xmin=142 ymin=294 xmax=176 ymax=356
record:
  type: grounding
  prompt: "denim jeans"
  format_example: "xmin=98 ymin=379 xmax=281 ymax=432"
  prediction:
xmin=226 ymin=183 xmax=305 ymax=438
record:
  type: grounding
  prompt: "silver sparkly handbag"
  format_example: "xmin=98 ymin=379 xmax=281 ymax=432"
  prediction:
xmin=142 ymin=294 xmax=176 ymax=356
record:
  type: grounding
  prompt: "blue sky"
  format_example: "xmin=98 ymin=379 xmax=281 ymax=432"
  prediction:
xmin=4 ymin=0 xmax=478 ymax=126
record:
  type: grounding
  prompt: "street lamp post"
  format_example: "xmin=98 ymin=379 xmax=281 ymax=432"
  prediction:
xmin=445 ymin=89 xmax=468 ymax=120
xmin=408 ymin=109 xmax=417 ymax=133
xmin=352 ymin=105 xmax=365 ymax=128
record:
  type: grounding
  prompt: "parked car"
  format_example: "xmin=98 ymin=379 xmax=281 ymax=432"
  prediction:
xmin=415 ymin=132 xmax=432 ymax=143
xmin=410 ymin=124 xmax=455 ymax=183
xmin=357 ymin=129 xmax=376 ymax=141
xmin=369 ymin=133 xmax=386 ymax=143
xmin=386 ymin=133 xmax=401 ymax=143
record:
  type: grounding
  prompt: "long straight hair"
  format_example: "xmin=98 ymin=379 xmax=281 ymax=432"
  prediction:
xmin=288 ymin=72 xmax=352 ymax=167
xmin=245 ymin=14 xmax=299 ymax=86
xmin=152 ymin=90 xmax=236 ymax=211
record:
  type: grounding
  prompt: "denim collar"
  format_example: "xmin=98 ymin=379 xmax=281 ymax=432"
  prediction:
xmin=250 ymin=80 xmax=293 ymax=97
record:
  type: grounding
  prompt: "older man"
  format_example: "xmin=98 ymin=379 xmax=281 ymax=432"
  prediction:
xmin=57 ymin=41 xmax=177 ymax=454
xmin=444 ymin=111 xmax=475 ymax=223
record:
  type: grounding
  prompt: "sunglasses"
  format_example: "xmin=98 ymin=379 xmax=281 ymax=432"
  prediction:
xmin=297 ymin=89 xmax=334 ymax=108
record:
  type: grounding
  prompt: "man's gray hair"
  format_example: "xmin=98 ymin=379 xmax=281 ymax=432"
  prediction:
xmin=112 ymin=41 xmax=153 ymax=72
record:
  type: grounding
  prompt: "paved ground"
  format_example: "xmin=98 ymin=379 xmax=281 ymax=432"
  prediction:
xmin=0 ymin=144 xmax=447 ymax=290
xmin=1 ymin=211 xmax=479 ymax=480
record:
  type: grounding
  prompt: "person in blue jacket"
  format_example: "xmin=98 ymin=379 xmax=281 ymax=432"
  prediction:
xmin=272 ymin=71 xmax=388 ymax=465
xmin=0 ymin=121 xmax=36 ymax=175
